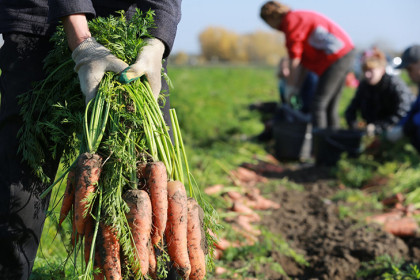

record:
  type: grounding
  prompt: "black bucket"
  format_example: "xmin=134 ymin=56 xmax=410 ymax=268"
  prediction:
xmin=312 ymin=128 xmax=365 ymax=166
xmin=273 ymin=121 xmax=312 ymax=161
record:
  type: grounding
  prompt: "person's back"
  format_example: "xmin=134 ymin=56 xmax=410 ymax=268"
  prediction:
xmin=279 ymin=10 xmax=354 ymax=76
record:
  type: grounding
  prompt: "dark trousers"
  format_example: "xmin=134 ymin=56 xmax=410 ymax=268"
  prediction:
xmin=0 ymin=33 xmax=57 ymax=280
xmin=311 ymin=50 xmax=355 ymax=129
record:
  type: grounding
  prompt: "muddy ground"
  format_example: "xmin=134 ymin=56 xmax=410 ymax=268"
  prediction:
xmin=245 ymin=163 xmax=420 ymax=280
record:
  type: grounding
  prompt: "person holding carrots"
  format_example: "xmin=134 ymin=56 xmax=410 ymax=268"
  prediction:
xmin=0 ymin=0 xmax=181 ymax=279
xmin=260 ymin=1 xmax=355 ymax=129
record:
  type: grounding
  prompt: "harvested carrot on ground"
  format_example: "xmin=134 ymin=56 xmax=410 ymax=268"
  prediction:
xmin=98 ymin=222 xmax=122 ymax=280
xmin=165 ymin=180 xmax=191 ymax=279
xmin=123 ymin=189 xmax=152 ymax=276
xmin=144 ymin=161 xmax=168 ymax=246
xmin=59 ymin=167 xmax=76 ymax=226
xmin=187 ymin=197 xmax=207 ymax=280
xmin=74 ymin=152 xmax=102 ymax=235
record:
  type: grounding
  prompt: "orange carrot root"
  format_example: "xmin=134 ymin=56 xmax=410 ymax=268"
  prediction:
xmin=98 ymin=222 xmax=121 ymax=280
xmin=187 ymin=198 xmax=207 ymax=280
xmin=123 ymin=189 xmax=152 ymax=276
xmin=165 ymin=180 xmax=191 ymax=279
xmin=74 ymin=152 xmax=102 ymax=235
xmin=59 ymin=167 xmax=76 ymax=226
xmin=145 ymin=161 xmax=168 ymax=246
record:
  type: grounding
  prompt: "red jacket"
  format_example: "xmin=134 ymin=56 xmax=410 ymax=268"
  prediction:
xmin=279 ymin=10 xmax=354 ymax=75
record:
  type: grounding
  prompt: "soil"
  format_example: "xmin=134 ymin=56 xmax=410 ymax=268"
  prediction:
xmin=240 ymin=163 xmax=419 ymax=280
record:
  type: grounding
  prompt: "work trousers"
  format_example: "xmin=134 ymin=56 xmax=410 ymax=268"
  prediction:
xmin=0 ymin=32 xmax=57 ymax=280
xmin=311 ymin=50 xmax=356 ymax=129
xmin=0 ymin=32 xmax=176 ymax=279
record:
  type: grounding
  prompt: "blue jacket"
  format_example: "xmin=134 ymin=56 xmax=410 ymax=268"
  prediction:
xmin=400 ymin=85 xmax=420 ymax=138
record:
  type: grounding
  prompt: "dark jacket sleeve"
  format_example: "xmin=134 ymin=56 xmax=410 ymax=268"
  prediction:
xmin=345 ymin=86 xmax=362 ymax=129
xmin=48 ymin=0 xmax=96 ymax=20
xmin=136 ymin=0 xmax=182 ymax=58
xmin=373 ymin=75 xmax=414 ymax=133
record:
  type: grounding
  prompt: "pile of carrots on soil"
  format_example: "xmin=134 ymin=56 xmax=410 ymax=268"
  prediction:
xmin=59 ymin=157 xmax=208 ymax=279
xmin=366 ymin=192 xmax=419 ymax=237
xmin=205 ymin=165 xmax=281 ymax=262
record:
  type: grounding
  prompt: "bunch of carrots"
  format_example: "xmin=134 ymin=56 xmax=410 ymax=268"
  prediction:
xmin=59 ymin=157 xmax=207 ymax=279
xmin=18 ymin=9 xmax=219 ymax=280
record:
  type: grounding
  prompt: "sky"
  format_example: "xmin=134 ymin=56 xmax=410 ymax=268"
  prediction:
xmin=172 ymin=0 xmax=420 ymax=55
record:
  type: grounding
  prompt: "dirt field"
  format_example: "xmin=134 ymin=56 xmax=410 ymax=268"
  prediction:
xmin=222 ymin=162 xmax=420 ymax=280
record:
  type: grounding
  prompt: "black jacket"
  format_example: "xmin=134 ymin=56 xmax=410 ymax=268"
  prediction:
xmin=345 ymin=73 xmax=414 ymax=134
xmin=0 ymin=0 xmax=181 ymax=57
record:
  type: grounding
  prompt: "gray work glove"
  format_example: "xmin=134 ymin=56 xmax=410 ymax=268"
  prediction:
xmin=72 ymin=37 xmax=128 ymax=104
xmin=119 ymin=38 xmax=165 ymax=100
xmin=366 ymin=123 xmax=376 ymax=137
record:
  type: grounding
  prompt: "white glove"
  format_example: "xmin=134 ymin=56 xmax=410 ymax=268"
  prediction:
xmin=72 ymin=37 xmax=129 ymax=104
xmin=366 ymin=123 xmax=376 ymax=137
xmin=283 ymin=84 xmax=298 ymax=104
xmin=119 ymin=38 xmax=165 ymax=100
xmin=386 ymin=126 xmax=403 ymax=142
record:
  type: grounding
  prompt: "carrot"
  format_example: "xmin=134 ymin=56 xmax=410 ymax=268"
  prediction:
xmin=144 ymin=161 xmax=168 ymax=246
xmin=98 ymin=222 xmax=121 ymax=280
xmin=148 ymin=243 xmax=157 ymax=279
xmin=383 ymin=217 xmax=418 ymax=237
xmin=59 ymin=167 xmax=76 ymax=226
xmin=165 ymin=180 xmax=191 ymax=279
xmin=187 ymin=198 xmax=207 ymax=280
xmin=123 ymin=189 xmax=152 ymax=276
xmin=84 ymin=217 xmax=94 ymax=265
xmin=74 ymin=152 xmax=102 ymax=235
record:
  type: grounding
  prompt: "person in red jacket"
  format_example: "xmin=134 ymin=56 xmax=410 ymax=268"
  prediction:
xmin=260 ymin=1 xmax=355 ymax=129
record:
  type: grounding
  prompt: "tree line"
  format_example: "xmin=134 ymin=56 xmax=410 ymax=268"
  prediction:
xmin=171 ymin=27 xmax=288 ymax=65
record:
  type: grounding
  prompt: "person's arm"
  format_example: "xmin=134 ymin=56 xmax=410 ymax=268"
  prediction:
xmin=286 ymin=57 xmax=302 ymax=87
xmin=59 ymin=13 xmax=128 ymax=104
xmin=62 ymin=14 xmax=91 ymax=51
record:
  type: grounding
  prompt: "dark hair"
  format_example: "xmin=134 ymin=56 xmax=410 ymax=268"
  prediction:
xmin=260 ymin=1 xmax=290 ymax=21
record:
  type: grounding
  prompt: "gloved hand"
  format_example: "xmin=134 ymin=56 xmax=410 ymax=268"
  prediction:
xmin=283 ymin=84 xmax=298 ymax=104
xmin=386 ymin=126 xmax=403 ymax=142
xmin=72 ymin=37 xmax=129 ymax=104
xmin=119 ymin=38 xmax=165 ymax=100
xmin=366 ymin=123 xmax=376 ymax=137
